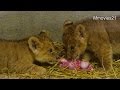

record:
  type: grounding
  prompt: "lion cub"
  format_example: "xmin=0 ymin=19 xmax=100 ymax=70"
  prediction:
xmin=0 ymin=31 xmax=57 ymax=75
xmin=62 ymin=18 xmax=120 ymax=70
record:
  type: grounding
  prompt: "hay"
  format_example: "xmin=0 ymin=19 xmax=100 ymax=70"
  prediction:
xmin=0 ymin=61 xmax=120 ymax=79
xmin=45 ymin=60 xmax=120 ymax=79
xmin=44 ymin=61 xmax=120 ymax=79
xmin=0 ymin=42 xmax=120 ymax=79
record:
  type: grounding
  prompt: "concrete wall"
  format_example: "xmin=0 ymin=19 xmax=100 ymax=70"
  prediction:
xmin=0 ymin=11 xmax=120 ymax=41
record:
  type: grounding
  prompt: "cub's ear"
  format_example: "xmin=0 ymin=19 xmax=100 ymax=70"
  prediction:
xmin=39 ymin=30 xmax=50 ymax=37
xmin=75 ymin=24 xmax=86 ymax=38
xmin=28 ymin=36 xmax=42 ymax=54
xmin=64 ymin=20 xmax=73 ymax=26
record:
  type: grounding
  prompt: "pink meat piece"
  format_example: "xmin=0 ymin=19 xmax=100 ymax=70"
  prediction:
xmin=58 ymin=58 xmax=94 ymax=71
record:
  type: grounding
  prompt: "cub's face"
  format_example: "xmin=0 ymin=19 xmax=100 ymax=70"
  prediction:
xmin=62 ymin=20 xmax=88 ymax=60
xmin=28 ymin=32 xmax=57 ymax=64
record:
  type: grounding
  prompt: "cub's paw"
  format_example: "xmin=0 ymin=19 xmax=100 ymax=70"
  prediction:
xmin=28 ymin=65 xmax=46 ymax=75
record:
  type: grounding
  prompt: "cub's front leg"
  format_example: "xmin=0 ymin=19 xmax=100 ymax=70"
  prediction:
xmin=94 ymin=44 xmax=113 ymax=70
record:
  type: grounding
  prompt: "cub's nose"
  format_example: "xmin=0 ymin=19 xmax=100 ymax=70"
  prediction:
xmin=66 ymin=57 xmax=72 ymax=61
xmin=71 ymin=54 xmax=80 ymax=60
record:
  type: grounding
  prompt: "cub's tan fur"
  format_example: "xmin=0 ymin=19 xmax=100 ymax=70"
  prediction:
xmin=0 ymin=31 xmax=57 ymax=75
xmin=62 ymin=17 xmax=120 ymax=70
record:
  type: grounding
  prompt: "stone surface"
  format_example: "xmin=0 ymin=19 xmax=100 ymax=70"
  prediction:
xmin=0 ymin=11 xmax=120 ymax=41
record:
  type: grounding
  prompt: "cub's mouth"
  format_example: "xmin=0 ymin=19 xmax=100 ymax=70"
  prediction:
xmin=33 ymin=60 xmax=57 ymax=66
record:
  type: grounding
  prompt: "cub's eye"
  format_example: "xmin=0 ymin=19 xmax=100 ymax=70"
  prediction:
xmin=79 ymin=31 xmax=84 ymax=37
xmin=71 ymin=46 xmax=74 ymax=50
xmin=77 ymin=44 xmax=81 ymax=47
xmin=48 ymin=48 xmax=53 ymax=53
